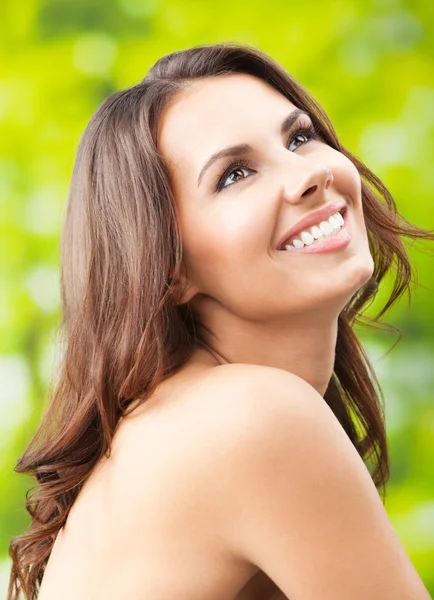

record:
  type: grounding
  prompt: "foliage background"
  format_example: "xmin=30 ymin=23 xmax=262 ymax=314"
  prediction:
xmin=1 ymin=0 xmax=433 ymax=596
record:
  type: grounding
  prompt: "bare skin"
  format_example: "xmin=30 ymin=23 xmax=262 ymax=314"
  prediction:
xmin=39 ymin=74 xmax=376 ymax=599
xmin=160 ymin=73 xmax=374 ymax=397
xmin=37 ymin=345 xmax=431 ymax=599
xmin=38 ymin=347 xmax=286 ymax=600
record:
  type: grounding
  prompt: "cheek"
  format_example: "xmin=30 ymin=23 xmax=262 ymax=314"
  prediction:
xmin=183 ymin=202 xmax=262 ymax=268
xmin=327 ymin=150 xmax=362 ymax=204
xmin=178 ymin=212 xmax=235 ymax=291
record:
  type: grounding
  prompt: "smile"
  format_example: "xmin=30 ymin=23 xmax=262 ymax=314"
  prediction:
xmin=278 ymin=210 xmax=351 ymax=255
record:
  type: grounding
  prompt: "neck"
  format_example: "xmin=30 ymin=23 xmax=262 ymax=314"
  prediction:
xmin=195 ymin=310 xmax=338 ymax=397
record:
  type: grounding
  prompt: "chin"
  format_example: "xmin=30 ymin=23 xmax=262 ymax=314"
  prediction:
xmin=341 ymin=254 xmax=376 ymax=304
xmin=325 ymin=253 xmax=375 ymax=313
xmin=357 ymin=251 xmax=376 ymax=285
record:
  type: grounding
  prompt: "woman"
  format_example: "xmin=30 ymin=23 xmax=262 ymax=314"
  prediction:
xmin=8 ymin=42 xmax=433 ymax=600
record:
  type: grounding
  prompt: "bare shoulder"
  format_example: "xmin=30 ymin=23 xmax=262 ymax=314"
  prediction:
xmin=192 ymin=362 xmax=337 ymax=448
xmin=191 ymin=363 xmax=431 ymax=600
xmin=194 ymin=362 xmax=316 ymax=421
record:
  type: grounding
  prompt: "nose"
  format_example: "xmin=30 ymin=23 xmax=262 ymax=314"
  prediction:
xmin=281 ymin=158 xmax=334 ymax=205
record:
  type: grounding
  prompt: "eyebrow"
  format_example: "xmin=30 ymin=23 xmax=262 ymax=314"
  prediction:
xmin=196 ymin=108 xmax=309 ymax=187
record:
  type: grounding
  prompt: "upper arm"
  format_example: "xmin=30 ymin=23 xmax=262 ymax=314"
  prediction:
xmin=206 ymin=365 xmax=430 ymax=600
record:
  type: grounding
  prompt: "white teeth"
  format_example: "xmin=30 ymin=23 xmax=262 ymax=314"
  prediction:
xmin=282 ymin=211 xmax=345 ymax=251
xmin=328 ymin=215 xmax=340 ymax=230
xmin=310 ymin=226 xmax=324 ymax=240
xmin=300 ymin=231 xmax=314 ymax=245
xmin=319 ymin=220 xmax=333 ymax=235
xmin=334 ymin=211 xmax=344 ymax=226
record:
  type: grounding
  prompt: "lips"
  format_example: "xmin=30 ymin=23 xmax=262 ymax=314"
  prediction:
xmin=276 ymin=201 xmax=347 ymax=250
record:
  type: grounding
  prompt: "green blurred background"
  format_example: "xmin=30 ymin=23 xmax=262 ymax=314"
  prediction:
xmin=1 ymin=0 xmax=433 ymax=595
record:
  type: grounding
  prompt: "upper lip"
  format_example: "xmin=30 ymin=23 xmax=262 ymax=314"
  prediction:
xmin=276 ymin=200 xmax=347 ymax=250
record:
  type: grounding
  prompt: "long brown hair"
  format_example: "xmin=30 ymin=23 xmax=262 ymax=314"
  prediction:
xmin=8 ymin=42 xmax=434 ymax=599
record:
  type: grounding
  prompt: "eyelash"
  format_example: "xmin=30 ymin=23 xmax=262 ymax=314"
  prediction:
xmin=214 ymin=121 xmax=321 ymax=193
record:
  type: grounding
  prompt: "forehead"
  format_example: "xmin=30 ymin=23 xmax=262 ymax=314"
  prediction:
xmin=157 ymin=73 xmax=297 ymax=173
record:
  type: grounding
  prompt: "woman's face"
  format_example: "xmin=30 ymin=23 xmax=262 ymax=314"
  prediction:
xmin=158 ymin=73 xmax=374 ymax=323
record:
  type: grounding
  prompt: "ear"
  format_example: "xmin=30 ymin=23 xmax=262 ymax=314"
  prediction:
xmin=170 ymin=266 xmax=200 ymax=306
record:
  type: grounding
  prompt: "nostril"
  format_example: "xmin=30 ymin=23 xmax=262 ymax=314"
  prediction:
xmin=301 ymin=184 xmax=317 ymax=197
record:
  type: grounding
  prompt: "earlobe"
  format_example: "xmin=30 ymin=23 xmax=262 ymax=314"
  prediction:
xmin=177 ymin=283 xmax=198 ymax=305
xmin=169 ymin=270 xmax=199 ymax=306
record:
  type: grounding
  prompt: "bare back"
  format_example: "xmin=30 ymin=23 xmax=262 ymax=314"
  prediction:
xmin=38 ymin=353 xmax=285 ymax=600
xmin=37 ymin=352 xmax=431 ymax=600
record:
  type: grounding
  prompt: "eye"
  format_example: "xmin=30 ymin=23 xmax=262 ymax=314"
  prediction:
xmin=287 ymin=122 xmax=320 ymax=152
xmin=214 ymin=121 xmax=321 ymax=193
xmin=215 ymin=158 xmax=253 ymax=192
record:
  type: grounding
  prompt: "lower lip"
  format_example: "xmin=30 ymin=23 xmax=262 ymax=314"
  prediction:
xmin=278 ymin=212 xmax=351 ymax=255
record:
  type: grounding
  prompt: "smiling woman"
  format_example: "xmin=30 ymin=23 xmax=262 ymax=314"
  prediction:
xmin=7 ymin=42 xmax=434 ymax=600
